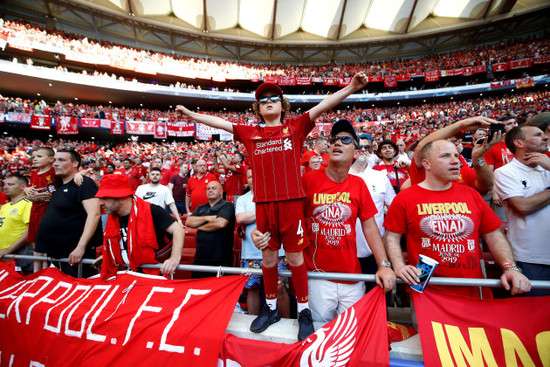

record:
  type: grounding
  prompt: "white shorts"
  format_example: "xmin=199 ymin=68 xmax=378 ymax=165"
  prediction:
xmin=308 ymin=278 xmax=365 ymax=323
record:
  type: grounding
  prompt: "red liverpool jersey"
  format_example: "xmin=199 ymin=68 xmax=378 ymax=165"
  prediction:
xmin=233 ymin=113 xmax=314 ymax=203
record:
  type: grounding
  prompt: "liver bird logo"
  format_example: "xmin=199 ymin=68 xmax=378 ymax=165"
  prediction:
xmin=299 ymin=307 xmax=358 ymax=366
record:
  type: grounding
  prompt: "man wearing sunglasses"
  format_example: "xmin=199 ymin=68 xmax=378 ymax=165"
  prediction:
xmin=301 ymin=119 xmax=396 ymax=323
xmin=175 ymin=72 xmax=368 ymax=341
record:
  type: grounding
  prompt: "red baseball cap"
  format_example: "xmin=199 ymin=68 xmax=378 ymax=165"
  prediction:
xmin=255 ymin=83 xmax=283 ymax=101
xmin=95 ymin=174 xmax=134 ymax=198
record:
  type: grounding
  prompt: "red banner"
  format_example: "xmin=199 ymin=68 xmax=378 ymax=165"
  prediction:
xmin=516 ymin=77 xmax=535 ymax=89
xmin=384 ymin=76 xmax=397 ymax=88
xmin=278 ymin=77 xmax=297 ymax=86
xmin=447 ymin=69 xmax=464 ymax=77
xmin=492 ymin=62 xmax=508 ymax=72
xmin=168 ymin=122 xmax=195 ymax=137
xmin=509 ymin=58 xmax=532 ymax=70
xmin=462 ymin=67 xmax=473 ymax=76
xmin=154 ymin=121 xmax=167 ymax=139
xmin=126 ymin=120 xmax=154 ymax=135
xmin=219 ymin=287 xmax=390 ymax=366
xmin=323 ymin=77 xmax=338 ymax=86
xmin=111 ymin=120 xmax=125 ymax=135
xmin=473 ymin=65 xmax=487 ymax=74
xmin=296 ymin=77 xmax=312 ymax=85
xmin=338 ymin=77 xmax=352 ymax=87
xmin=56 ymin=116 xmax=78 ymax=135
xmin=413 ymin=290 xmax=550 ymax=367
xmin=491 ymin=80 xmax=513 ymax=89
xmin=0 ymin=263 xmax=246 ymax=367
xmin=263 ymin=76 xmax=278 ymax=84
xmin=30 ymin=114 xmax=51 ymax=130
xmin=424 ymin=71 xmax=440 ymax=82
xmin=533 ymin=55 xmax=550 ymax=65
xmin=395 ymin=74 xmax=410 ymax=82
xmin=368 ymin=75 xmax=384 ymax=83
xmin=80 ymin=118 xmax=100 ymax=128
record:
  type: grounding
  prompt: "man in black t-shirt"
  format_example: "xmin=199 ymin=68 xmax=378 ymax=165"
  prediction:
xmin=35 ymin=149 xmax=102 ymax=278
xmin=186 ymin=181 xmax=235 ymax=278
xmin=96 ymin=174 xmax=184 ymax=280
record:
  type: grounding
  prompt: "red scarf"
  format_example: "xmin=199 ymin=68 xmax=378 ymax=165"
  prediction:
xmin=101 ymin=196 xmax=159 ymax=279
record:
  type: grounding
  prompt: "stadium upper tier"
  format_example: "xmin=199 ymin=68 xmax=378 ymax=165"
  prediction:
xmin=1 ymin=19 xmax=549 ymax=81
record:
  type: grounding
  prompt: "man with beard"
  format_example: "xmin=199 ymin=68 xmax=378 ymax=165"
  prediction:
xmin=135 ymin=167 xmax=183 ymax=225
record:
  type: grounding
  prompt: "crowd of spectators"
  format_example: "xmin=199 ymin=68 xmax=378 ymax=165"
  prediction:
xmin=2 ymin=18 xmax=549 ymax=81
xmin=0 ymin=89 xmax=546 ymax=192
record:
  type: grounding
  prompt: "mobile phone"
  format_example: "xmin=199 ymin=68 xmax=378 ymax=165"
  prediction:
xmin=476 ymin=124 xmax=506 ymax=145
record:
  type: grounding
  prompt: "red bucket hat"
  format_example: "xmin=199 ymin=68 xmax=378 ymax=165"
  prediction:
xmin=255 ymin=83 xmax=283 ymax=101
xmin=95 ymin=174 xmax=134 ymax=198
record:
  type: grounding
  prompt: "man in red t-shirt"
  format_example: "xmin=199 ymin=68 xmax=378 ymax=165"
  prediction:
xmin=303 ymin=120 xmax=395 ymax=323
xmin=300 ymin=137 xmax=329 ymax=174
xmin=121 ymin=158 xmax=144 ymax=191
xmin=213 ymin=150 xmax=246 ymax=202
xmin=185 ymin=159 xmax=218 ymax=213
xmin=176 ymin=71 xmax=368 ymax=341
xmin=384 ymin=140 xmax=531 ymax=299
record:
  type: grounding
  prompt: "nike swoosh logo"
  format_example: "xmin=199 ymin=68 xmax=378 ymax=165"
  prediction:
xmin=143 ymin=192 xmax=157 ymax=200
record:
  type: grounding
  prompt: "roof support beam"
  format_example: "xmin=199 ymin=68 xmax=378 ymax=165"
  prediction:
xmin=335 ymin=0 xmax=348 ymax=40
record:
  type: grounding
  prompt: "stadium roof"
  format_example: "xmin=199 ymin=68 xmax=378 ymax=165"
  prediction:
xmin=3 ymin=0 xmax=550 ymax=63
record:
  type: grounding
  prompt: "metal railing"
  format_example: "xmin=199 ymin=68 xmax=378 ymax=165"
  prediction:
xmin=3 ymin=254 xmax=550 ymax=289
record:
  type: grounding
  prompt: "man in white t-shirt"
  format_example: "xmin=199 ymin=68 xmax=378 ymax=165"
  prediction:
xmin=494 ymin=124 xmax=550 ymax=296
xmin=135 ymin=167 xmax=183 ymax=226
xmin=350 ymin=150 xmax=396 ymax=285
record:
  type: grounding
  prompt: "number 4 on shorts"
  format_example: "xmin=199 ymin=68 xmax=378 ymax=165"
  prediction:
xmin=297 ymin=220 xmax=304 ymax=236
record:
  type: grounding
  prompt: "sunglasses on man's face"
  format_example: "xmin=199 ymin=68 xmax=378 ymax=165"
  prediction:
xmin=258 ymin=95 xmax=281 ymax=104
xmin=330 ymin=136 xmax=356 ymax=145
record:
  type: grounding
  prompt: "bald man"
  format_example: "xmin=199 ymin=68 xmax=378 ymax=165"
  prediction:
xmin=384 ymin=139 xmax=530 ymax=299
xmin=186 ymin=181 xmax=236 ymax=278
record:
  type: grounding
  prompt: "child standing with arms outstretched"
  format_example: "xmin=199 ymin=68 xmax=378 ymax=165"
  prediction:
xmin=176 ymin=72 xmax=368 ymax=340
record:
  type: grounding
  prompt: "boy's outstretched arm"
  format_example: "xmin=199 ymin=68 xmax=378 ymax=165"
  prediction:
xmin=307 ymin=72 xmax=368 ymax=121
xmin=175 ymin=105 xmax=233 ymax=133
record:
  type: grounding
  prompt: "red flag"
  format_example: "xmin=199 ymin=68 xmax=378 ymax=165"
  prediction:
xmin=533 ymin=56 xmax=550 ymax=65
xmin=516 ymin=77 xmax=535 ymax=88
xmin=110 ymin=120 xmax=124 ymax=135
xmin=126 ymin=120 xmax=154 ymax=135
xmin=279 ymin=77 xmax=297 ymax=86
xmin=338 ymin=77 xmax=352 ymax=87
xmin=219 ymin=287 xmax=390 ymax=366
xmin=80 ymin=118 xmax=100 ymax=128
xmin=384 ymin=76 xmax=397 ymax=88
xmin=413 ymin=290 xmax=550 ymax=367
xmin=323 ymin=77 xmax=338 ymax=86
xmin=509 ymin=58 xmax=532 ymax=70
xmin=492 ymin=62 xmax=509 ymax=72
xmin=30 ymin=114 xmax=51 ymax=130
xmin=0 ymin=263 xmax=246 ymax=367
xmin=424 ymin=71 xmax=440 ymax=82
xmin=168 ymin=121 xmax=195 ymax=137
xmin=368 ymin=75 xmax=384 ymax=83
xmin=56 ymin=116 xmax=78 ymax=135
xmin=154 ymin=121 xmax=167 ymax=139
xmin=296 ymin=77 xmax=312 ymax=85
xmin=263 ymin=76 xmax=278 ymax=84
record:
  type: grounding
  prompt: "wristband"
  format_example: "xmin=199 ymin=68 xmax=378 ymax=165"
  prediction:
xmin=378 ymin=260 xmax=392 ymax=268
xmin=503 ymin=264 xmax=522 ymax=273
xmin=501 ymin=262 xmax=515 ymax=268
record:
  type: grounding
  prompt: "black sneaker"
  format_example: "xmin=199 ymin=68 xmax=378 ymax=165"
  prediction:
xmin=297 ymin=308 xmax=315 ymax=341
xmin=250 ymin=304 xmax=280 ymax=333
